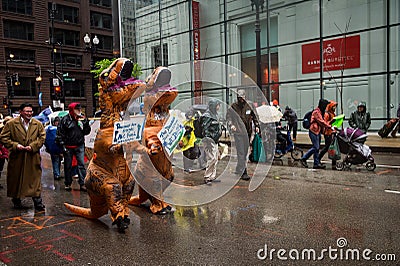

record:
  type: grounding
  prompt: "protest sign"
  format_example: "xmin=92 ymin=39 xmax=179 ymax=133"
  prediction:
xmin=112 ymin=115 xmax=145 ymax=144
xmin=85 ymin=120 xmax=100 ymax=149
xmin=157 ymin=115 xmax=185 ymax=156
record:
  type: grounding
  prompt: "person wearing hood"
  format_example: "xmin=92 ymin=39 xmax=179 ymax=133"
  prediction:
xmin=391 ymin=103 xmax=400 ymax=137
xmin=56 ymin=102 xmax=91 ymax=191
xmin=45 ymin=116 xmax=63 ymax=180
xmin=318 ymin=100 xmax=338 ymax=169
xmin=300 ymin=99 xmax=335 ymax=169
xmin=226 ymin=89 xmax=260 ymax=180
xmin=178 ymin=108 xmax=201 ymax=173
xmin=349 ymin=102 xmax=371 ymax=132
xmin=201 ymin=99 xmax=222 ymax=184
xmin=283 ymin=105 xmax=298 ymax=141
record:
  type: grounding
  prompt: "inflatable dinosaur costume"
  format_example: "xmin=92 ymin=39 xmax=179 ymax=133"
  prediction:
xmin=64 ymin=58 xmax=170 ymax=232
xmin=128 ymin=67 xmax=178 ymax=215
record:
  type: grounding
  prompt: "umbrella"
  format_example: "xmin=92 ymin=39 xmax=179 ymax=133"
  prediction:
xmin=33 ymin=107 xmax=53 ymax=124
xmin=256 ymin=105 xmax=283 ymax=123
xmin=48 ymin=111 xmax=69 ymax=125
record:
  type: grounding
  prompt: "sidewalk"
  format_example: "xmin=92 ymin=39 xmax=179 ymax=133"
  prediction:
xmin=290 ymin=131 xmax=400 ymax=153
xmin=220 ymin=131 xmax=400 ymax=153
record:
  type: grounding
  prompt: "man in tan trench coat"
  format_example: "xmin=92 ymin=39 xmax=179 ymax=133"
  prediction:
xmin=0 ymin=103 xmax=46 ymax=211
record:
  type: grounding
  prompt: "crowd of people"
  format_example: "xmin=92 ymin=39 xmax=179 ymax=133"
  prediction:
xmin=0 ymin=95 xmax=398 ymax=213
xmin=0 ymin=102 xmax=91 ymax=211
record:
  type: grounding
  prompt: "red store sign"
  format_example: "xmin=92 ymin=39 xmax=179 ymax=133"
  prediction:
xmin=302 ymin=35 xmax=360 ymax=74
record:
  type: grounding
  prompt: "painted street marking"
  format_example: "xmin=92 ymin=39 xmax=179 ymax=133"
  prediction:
xmin=0 ymin=215 xmax=81 ymax=264
xmin=384 ymin=190 xmax=400 ymax=194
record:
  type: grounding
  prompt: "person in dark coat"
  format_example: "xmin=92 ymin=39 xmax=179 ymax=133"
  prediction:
xmin=283 ymin=106 xmax=298 ymax=141
xmin=56 ymin=102 xmax=91 ymax=191
xmin=0 ymin=103 xmax=46 ymax=210
xmin=349 ymin=102 xmax=371 ymax=132
xmin=226 ymin=89 xmax=259 ymax=180
xmin=391 ymin=103 xmax=400 ymax=137
xmin=201 ymin=99 xmax=222 ymax=184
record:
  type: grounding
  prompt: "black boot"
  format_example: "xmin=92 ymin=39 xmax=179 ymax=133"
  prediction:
xmin=241 ymin=169 xmax=251 ymax=180
xmin=32 ymin=197 xmax=45 ymax=212
xmin=12 ymin=198 xmax=23 ymax=209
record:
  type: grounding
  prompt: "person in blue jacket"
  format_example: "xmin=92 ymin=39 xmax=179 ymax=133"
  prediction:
xmin=45 ymin=117 xmax=63 ymax=180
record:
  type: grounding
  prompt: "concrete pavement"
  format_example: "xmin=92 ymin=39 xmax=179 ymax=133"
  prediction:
xmin=0 ymin=151 xmax=399 ymax=265
xmin=293 ymin=131 xmax=400 ymax=153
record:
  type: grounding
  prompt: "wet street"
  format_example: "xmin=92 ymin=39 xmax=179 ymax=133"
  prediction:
xmin=0 ymin=151 xmax=399 ymax=265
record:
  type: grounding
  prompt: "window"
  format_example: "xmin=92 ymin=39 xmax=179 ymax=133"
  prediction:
xmin=96 ymin=35 xmax=113 ymax=50
xmin=91 ymin=12 xmax=112 ymax=29
xmin=136 ymin=0 xmax=155 ymax=9
xmin=90 ymin=0 xmax=111 ymax=8
xmin=5 ymin=48 xmax=35 ymax=64
xmin=13 ymin=77 xmax=36 ymax=97
xmin=153 ymin=43 xmax=168 ymax=67
xmin=53 ymin=53 xmax=82 ymax=69
xmin=3 ymin=20 xmax=34 ymax=41
xmin=48 ymin=3 xmax=79 ymax=24
xmin=2 ymin=0 xmax=32 ymax=15
xmin=52 ymin=29 xmax=80 ymax=47
xmin=64 ymin=80 xmax=85 ymax=97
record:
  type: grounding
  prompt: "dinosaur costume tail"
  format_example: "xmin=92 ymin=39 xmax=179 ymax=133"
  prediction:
xmin=64 ymin=203 xmax=99 ymax=219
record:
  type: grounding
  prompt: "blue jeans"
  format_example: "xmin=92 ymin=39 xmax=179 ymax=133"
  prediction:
xmin=302 ymin=131 xmax=321 ymax=166
xmin=64 ymin=144 xmax=86 ymax=186
xmin=50 ymin=154 xmax=61 ymax=178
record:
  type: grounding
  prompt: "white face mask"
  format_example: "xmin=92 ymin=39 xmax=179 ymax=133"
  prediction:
xmin=74 ymin=109 xmax=83 ymax=117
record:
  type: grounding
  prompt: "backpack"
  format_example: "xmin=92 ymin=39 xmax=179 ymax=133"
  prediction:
xmin=193 ymin=116 xmax=204 ymax=138
xmin=302 ymin=110 xmax=313 ymax=129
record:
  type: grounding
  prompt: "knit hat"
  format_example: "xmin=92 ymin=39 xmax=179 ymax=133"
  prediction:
xmin=237 ymin=89 xmax=246 ymax=98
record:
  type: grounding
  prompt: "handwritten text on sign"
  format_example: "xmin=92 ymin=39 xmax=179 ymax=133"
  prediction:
xmin=85 ymin=120 xmax=100 ymax=149
xmin=157 ymin=115 xmax=185 ymax=156
xmin=112 ymin=116 xmax=145 ymax=144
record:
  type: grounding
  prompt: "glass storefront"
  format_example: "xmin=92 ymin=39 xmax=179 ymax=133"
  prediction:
xmin=120 ymin=0 xmax=400 ymax=130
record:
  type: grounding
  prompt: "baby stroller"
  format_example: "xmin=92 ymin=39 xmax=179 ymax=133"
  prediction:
xmin=335 ymin=128 xmax=376 ymax=171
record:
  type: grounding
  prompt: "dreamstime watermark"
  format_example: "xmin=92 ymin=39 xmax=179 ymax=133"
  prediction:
xmin=257 ymin=237 xmax=396 ymax=262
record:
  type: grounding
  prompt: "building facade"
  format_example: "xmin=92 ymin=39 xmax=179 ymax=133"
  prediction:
xmin=0 ymin=0 xmax=114 ymax=116
xmin=121 ymin=0 xmax=400 ymax=130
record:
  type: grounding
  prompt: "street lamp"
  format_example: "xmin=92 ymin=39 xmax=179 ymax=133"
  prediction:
xmin=84 ymin=34 xmax=99 ymax=68
xmin=5 ymin=53 xmax=14 ymax=75
xmin=4 ymin=53 xmax=14 ymax=114
xmin=250 ymin=0 xmax=265 ymax=101
xmin=36 ymin=75 xmax=42 ymax=112
xmin=83 ymin=33 xmax=100 ymax=115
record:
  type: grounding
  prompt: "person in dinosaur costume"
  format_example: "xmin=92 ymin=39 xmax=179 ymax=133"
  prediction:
xmin=64 ymin=58 xmax=170 ymax=232
xmin=128 ymin=67 xmax=178 ymax=215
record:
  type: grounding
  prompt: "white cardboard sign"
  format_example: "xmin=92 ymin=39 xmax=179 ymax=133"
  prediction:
xmin=112 ymin=115 xmax=145 ymax=144
xmin=157 ymin=115 xmax=185 ymax=156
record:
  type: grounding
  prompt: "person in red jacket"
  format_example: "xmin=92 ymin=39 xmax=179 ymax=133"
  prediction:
xmin=300 ymin=99 xmax=334 ymax=169
xmin=0 ymin=121 xmax=9 ymax=189
xmin=318 ymin=101 xmax=338 ymax=169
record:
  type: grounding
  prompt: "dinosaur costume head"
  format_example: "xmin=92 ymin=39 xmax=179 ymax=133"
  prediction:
xmin=142 ymin=67 xmax=177 ymax=115
xmin=98 ymin=58 xmax=146 ymax=128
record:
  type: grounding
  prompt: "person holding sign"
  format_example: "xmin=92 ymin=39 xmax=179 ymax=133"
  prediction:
xmin=64 ymin=58 xmax=158 ymax=233
xmin=129 ymin=67 xmax=178 ymax=215
xmin=201 ymin=99 xmax=222 ymax=184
